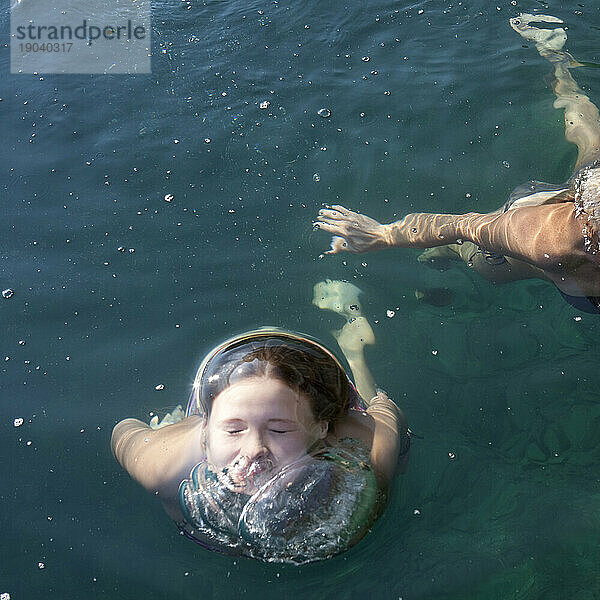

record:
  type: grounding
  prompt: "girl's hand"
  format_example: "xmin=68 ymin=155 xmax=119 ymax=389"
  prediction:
xmin=149 ymin=405 xmax=185 ymax=429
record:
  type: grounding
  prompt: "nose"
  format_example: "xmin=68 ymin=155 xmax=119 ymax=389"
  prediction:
xmin=242 ymin=430 xmax=269 ymax=461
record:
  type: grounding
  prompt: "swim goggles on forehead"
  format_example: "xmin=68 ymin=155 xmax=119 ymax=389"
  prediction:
xmin=185 ymin=328 xmax=365 ymax=418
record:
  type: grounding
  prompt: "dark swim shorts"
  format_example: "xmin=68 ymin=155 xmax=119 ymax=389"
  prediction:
xmin=558 ymin=289 xmax=600 ymax=314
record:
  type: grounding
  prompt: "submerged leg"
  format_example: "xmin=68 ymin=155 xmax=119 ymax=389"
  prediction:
xmin=312 ymin=280 xmax=376 ymax=401
xmin=552 ymin=62 xmax=600 ymax=170
xmin=510 ymin=13 xmax=600 ymax=170
xmin=417 ymin=244 xmax=463 ymax=263
xmin=418 ymin=240 xmax=542 ymax=283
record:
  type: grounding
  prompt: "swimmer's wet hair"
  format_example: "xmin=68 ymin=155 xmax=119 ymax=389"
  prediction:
xmin=571 ymin=161 xmax=600 ymax=248
xmin=189 ymin=332 xmax=351 ymax=424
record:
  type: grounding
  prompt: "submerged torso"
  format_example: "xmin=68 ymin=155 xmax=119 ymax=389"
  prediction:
xmin=505 ymin=176 xmax=600 ymax=297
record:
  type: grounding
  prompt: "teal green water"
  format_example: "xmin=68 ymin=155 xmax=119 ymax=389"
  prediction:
xmin=2 ymin=1 xmax=600 ymax=598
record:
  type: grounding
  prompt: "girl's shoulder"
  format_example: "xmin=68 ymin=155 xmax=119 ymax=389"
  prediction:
xmin=328 ymin=409 xmax=375 ymax=448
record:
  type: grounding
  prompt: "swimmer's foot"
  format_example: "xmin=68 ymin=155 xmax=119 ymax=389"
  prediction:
xmin=510 ymin=13 xmax=582 ymax=65
xmin=313 ymin=280 xmax=374 ymax=359
xmin=510 ymin=13 xmax=566 ymax=51
xmin=312 ymin=279 xmax=363 ymax=318
xmin=417 ymin=245 xmax=461 ymax=264
xmin=332 ymin=316 xmax=375 ymax=360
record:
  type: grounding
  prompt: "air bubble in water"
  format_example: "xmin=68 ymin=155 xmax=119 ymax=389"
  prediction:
xmin=313 ymin=173 xmax=320 ymax=182
xmin=317 ymin=108 xmax=331 ymax=118
xmin=2 ymin=289 xmax=14 ymax=299
xmin=503 ymin=161 xmax=510 ymax=169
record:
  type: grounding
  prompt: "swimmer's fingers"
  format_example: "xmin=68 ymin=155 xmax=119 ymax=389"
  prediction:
xmin=313 ymin=221 xmax=354 ymax=254
xmin=314 ymin=220 xmax=383 ymax=255
xmin=321 ymin=204 xmax=355 ymax=218
xmin=316 ymin=212 xmax=364 ymax=235
xmin=313 ymin=218 xmax=343 ymax=234
xmin=318 ymin=208 xmax=354 ymax=222
xmin=171 ymin=405 xmax=185 ymax=422
xmin=326 ymin=236 xmax=350 ymax=255
xmin=314 ymin=216 xmax=347 ymax=231
xmin=330 ymin=204 xmax=353 ymax=214
xmin=149 ymin=405 xmax=186 ymax=429
xmin=314 ymin=209 xmax=391 ymax=254
xmin=318 ymin=206 xmax=368 ymax=225
xmin=162 ymin=405 xmax=185 ymax=425
xmin=319 ymin=208 xmax=387 ymax=232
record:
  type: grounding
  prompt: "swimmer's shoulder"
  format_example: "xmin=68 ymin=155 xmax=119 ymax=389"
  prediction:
xmin=328 ymin=409 xmax=375 ymax=447
xmin=328 ymin=393 xmax=403 ymax=444
xmin=534 ymin=202 xmax=592 ymax=262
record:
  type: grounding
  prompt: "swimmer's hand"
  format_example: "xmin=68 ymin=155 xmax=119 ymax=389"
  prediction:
xmin=149 ymin=405 xmax=185 ymax=429
xmin=313 ymin=205 xmax=392 ymax=254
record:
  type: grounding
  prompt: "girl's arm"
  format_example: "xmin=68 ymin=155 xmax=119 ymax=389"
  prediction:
xmin=332 ymin=391 xmax=406 ymax=487
xmin=365 ymin=391 xmax=407 ymax=485
xmin=111 ymin=416 xmax=204 ymax=500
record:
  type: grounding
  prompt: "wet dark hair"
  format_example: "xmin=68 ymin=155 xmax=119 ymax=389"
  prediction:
xmin=188 ymin=333 xmax=352 ymax=424
xmin=570 ymin=160 xmax=600 ymax=245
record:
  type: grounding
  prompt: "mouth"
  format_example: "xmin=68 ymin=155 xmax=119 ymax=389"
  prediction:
xmin=220 ymin=456 xmax=275 ymax=492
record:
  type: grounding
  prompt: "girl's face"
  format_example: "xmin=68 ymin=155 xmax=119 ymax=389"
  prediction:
xmin=204 ymin=377 xmax=328 ymax=493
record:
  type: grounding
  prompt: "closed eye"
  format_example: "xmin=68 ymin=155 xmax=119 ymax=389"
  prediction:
xmin=270 ymin=428 xmax=296 ymax=434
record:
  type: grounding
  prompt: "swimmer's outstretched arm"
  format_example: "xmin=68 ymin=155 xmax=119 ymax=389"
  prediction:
xmin=314 ymin=204 xmax=585 ymax=272
xmin=111 ymin=416 xmax=204 ymax=519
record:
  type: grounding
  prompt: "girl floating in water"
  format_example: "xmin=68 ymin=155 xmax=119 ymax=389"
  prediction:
xmin=111 ymin=280 xmax=410 ymax=563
